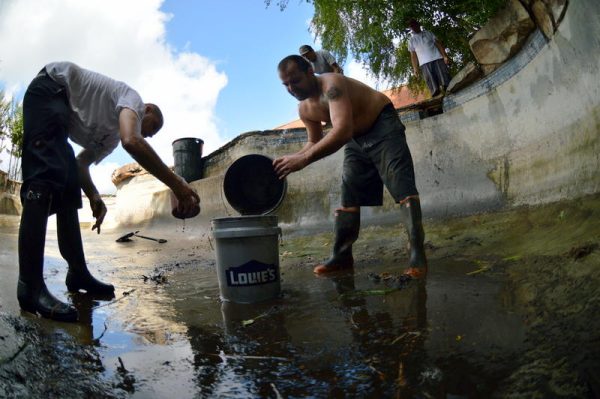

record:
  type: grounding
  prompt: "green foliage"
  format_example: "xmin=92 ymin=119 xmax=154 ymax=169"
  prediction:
xmin=0 ymin=94 xmax=10 ymax=152
xmin=9 ymin=105 xmax=23 ymax=158
xmin=267 ymin=0 xmax=508 ymax=88
xmin=0 ymin=91 xmax=24 ymax=179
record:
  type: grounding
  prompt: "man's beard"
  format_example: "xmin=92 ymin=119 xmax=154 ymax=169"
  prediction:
xmin=290 ymin=90 xmax=308 ymax=101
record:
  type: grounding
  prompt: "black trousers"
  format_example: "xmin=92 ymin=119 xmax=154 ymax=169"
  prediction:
xmin=21 ymin=71 xmax=81 ymax=215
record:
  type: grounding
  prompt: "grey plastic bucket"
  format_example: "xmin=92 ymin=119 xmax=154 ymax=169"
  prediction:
xmin=212 ymin=215 xmax=281 ymax=303
xmin=172 ymin=137 xmax=204 ymax=182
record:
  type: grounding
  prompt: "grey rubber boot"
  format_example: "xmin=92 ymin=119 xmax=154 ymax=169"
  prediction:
xmin=314 ymin=209 xmax=360 ymax=274
xmin=58 ymin=207 xmax=115 ymax=297
xmin=400 ymin=197 xmax=428 ymax=278
xmin=17 ymin=183 xmax=78 ymax=322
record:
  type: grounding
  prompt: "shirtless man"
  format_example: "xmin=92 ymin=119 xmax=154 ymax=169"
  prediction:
xmin=274 ymin=55 xmax=427 ymax=278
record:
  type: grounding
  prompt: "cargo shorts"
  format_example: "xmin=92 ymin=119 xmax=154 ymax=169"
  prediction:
xmin=341 ymin=103 xmax=419 ymax=207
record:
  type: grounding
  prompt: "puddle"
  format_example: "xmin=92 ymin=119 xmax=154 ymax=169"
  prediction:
xmin=142 ymin=256 xmax=525 ymax=398
xmin=28 ymin=243 xmax=526 ymax=397
xmin=2 ymin=194 xmax=599 ymax=397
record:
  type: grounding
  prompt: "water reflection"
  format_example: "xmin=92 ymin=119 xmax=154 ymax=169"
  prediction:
xmin=329 ymin=270 xmax=429 ymax=397
xmin=70 ymin=293 xmax=98 ymax=345
xmin=184 ymin=300 xmax=293 ymax=397
xmin=166 ymin=256 xmax=527 ymax=398
xmin=14 ymin=232 xmax=527 ymax=398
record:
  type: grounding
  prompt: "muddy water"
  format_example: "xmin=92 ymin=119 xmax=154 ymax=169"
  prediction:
xmin=158 ymin=258 xmax=525 ymax=398
xmin=1 ymin=223 xmax=524 ymax=398
xmin=2 ymin=194 xmax=599 ymax=397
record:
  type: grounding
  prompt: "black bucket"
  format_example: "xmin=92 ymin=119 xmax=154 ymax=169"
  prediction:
xmin=223 ymin=154 xmax=286 ymax=215
xmin=172 ymin=137 xmax=204 ymax=182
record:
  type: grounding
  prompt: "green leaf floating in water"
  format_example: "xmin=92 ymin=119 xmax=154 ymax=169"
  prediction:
xmin=339 ymin=288 xmax=400 ymax=299
xmin=467 ymin=259 xmax=491 ymax=275
xmin=466 ymin=267 xmax=489 ymax=276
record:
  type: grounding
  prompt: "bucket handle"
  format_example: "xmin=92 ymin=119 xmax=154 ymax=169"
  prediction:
xmin=219 ymin=184 xmax=233 ymax=217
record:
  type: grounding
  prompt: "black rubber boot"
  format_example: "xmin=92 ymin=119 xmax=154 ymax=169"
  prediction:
xmin=17 ymin=184 xmax=79 ymax=322
xmin=400 ymin=197 xmax=428 ymax=278
xmin=314 ymin=209 xmax=360 ymax=274
xmin=58 ymin=207 xmax=115 ymax=296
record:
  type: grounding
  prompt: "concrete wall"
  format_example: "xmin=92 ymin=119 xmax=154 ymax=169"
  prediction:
xmin=115 ymin=0 xmax=600 ymax=228
xmin=434 ymin=0 xmax=600 ymax=210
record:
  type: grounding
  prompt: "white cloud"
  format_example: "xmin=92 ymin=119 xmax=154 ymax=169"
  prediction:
xmin=345 ymin=60 xmax=393 ymax=91
xmin=0 ymin=0 xmax=227 ymax=183
xmin=89 ymin=161 xmax=120 ymax=195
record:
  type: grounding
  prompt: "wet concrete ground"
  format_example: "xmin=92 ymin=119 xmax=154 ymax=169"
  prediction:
xmin=1 ymin=194 xmax=599 ymax=398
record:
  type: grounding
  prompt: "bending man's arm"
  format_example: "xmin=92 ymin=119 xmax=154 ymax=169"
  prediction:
xmin=435 ymin=40 xmax=450 ymax=64
xmin=77 ymin=148 xmax=106 ymax=234
xmin=331 ymin=63 xmax=343 ymax=74
xmin=119 ymin=108 xmax=199 ymax=214
xmin=410 ymin=51 xmax=420 ymax=77
xmin=296 ymin=118 xmax=323 ymax=155
xmin=273 ymin=117 xmax=323 ymax=179
xmin=273 ymin=81 xmax=353 ymax=179
xmin=323 ymin=50 xmax=343 ymax=75
xmin=302 ymin=84 xmax=353 ymax=163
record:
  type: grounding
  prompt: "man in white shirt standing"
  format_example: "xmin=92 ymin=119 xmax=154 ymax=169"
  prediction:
xmin=18 ymin=61 xmax=200 ymax=322
xmin=407 ymin=19 xmax=452 ymax=97
xmin=299 ymin=45 xmax=343 ymax=75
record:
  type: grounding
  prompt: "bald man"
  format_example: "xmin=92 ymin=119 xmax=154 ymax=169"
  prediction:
xmin=18 ymin=62 xmax=200 ymax=321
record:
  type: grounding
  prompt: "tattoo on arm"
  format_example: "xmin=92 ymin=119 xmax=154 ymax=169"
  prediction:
xmin=326 ymin=86 xmax=342 ymax=100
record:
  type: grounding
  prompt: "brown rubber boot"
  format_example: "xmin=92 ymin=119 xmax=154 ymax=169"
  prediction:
xmin=58 ymin=207 xmax=115 ymax=297
xmin=400 ymin=197 xmax=428 ymax=279
xmin=17 ymin=183 xmax=79 ymax=322
xmin=314 ymin=209 xmax=360 ymax=275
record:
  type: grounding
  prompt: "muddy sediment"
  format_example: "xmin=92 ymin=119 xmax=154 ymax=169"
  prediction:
xmin=0 ymin=314 xmax=120 ymax=398
xmin=0 ymin=194 xmax=599 ymax=398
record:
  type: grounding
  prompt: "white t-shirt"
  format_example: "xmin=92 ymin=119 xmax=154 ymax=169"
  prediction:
xmin=45 ymin=62 xmax=145 ymax=164
xmin=408 ymin=30 xmax=442 ymax=66
xmin=309 ymin=50 xmax=338 ymax=74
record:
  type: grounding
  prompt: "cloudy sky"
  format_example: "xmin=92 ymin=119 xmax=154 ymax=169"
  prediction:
xmin=0 ymin=0 xmax=388 ymax=194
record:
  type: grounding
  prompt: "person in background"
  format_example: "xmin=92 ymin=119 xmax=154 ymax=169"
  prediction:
xmin=274 ymin=55 xmax=427 ymax=279
xmin=407 ymin=19 xmax=452 ymax=97
xmin=299 ymin=45 xmax=344 ymax=75
xmin=18 ymin=61 xmax=200 ymax=322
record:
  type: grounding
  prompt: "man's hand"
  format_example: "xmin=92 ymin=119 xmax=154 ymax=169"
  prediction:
xmin=410 ymin=51 xmax=420 ymax=79
xmin=443 ymin=56 xmax=451 ymax=65
xmin=273 ymin=153 xmax=309 ymax=179
xmin=90 ymin=194 xmax=107 ymax=234
xmin=77 ymin=149 xmax=106 ymax=233
xmin=171 ymin=178 xmax=201 ymax=219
